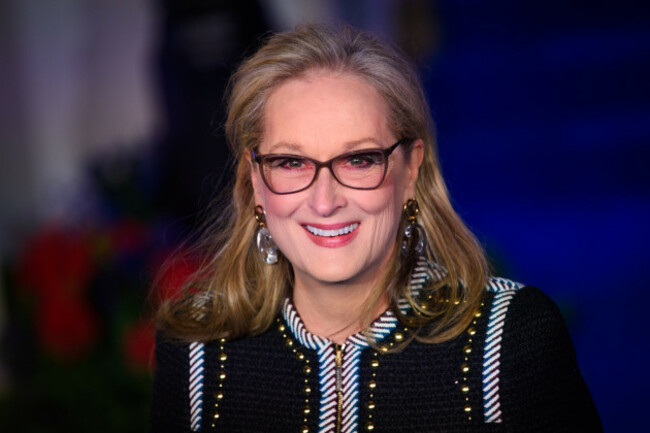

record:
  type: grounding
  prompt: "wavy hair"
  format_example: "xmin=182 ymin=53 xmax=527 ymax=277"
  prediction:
xmin=157 ymin=23 xmax=488 ymax=345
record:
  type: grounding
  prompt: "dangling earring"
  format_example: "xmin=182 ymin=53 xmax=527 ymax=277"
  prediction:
xmin=401 ymin=198 xmax=427 ymax=257
xmin=255 ymin=205 xmax=278 ymax=264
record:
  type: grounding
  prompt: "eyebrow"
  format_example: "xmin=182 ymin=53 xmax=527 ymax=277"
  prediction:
xmin=265 ymin=137 xmax=384 ymax=154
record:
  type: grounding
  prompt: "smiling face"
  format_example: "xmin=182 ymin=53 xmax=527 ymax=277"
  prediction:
xmin=251 ymin=72 xmax=422 ymax=292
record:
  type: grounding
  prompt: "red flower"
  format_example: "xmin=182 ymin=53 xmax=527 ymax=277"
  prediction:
xmin=17 ymin=225 xmax=94 ymax=300
xmin=36 ymin=297 xmax=100 ymax=362
xmin=123 ymin=321 xmax=156 ymax=373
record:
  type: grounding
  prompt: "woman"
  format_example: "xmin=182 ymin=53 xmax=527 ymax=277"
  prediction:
xmin=150 ymin=24 xmax=601 ymax=432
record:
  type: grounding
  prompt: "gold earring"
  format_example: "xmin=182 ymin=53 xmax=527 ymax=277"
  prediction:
xmin=255 ymin=205 xmax=278 ymax=264
xmin=401 ymin=199 xmax=427 ymax=257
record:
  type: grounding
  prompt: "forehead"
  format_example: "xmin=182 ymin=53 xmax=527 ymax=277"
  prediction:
xmin=260 ymin=72 xmax=392 ymax=155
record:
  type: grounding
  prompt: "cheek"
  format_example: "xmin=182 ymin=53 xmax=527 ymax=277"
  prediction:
xmin=262 ymin=194 xmax=301 ymax=227
xmin=371 ymin=170 xmax=409 ymax=213
xmin=356 ymin=178 xmax=405 ymax=240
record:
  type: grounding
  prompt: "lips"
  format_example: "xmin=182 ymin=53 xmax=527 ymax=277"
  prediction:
xmin=303 ymin=223 xmax=359 ymax=237
xmin=301 ymin=222 xmax=360 ymax=248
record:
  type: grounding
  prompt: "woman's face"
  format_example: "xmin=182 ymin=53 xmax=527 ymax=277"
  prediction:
xmin=251 ymin=72 xmax=422 ymax=290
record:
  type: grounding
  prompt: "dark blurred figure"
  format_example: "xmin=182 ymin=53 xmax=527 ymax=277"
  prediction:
xmin=394 ymin=0 xmax=441 ymax=67
xmin=154 ymin=0 xmax=270 ymax=224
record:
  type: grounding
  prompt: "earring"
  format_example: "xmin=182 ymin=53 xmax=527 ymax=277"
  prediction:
xmin=255 ymin=205 xmax=278 ymax=264
xmin=401 ymin=199 xmax=427 ymax=257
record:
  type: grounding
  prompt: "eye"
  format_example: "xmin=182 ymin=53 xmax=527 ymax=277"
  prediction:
xmin=341 ymin=151 xmax=384 ymax=168
xmin=266 ymin=156 xmax=309 ymax=170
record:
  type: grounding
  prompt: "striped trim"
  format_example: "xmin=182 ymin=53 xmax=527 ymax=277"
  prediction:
xmin=341 ymin=346 xmax=362 ymax=433
xmin=282 ymin=299 xmax=399 ymax=351
xmin=282 ymin=300 xmax=397 ymax=433
xmin=283 ymin=300 xmax=329 ymax=351
xmin=486 ymin=276 xmax=524 ymax=293
xmin=190 ymin=292 xmax=212 ymax=321
xmin=189 ymin=342 xmax=205 ymax=431
xmin=317 ymin=344 xmax=338 ymax=431
xmin=481 ymin=279 xmax=522 ymax=423
xmin=352 ymin=313 xmax=398 ymax=346
xmin=398 ymin=256 xmax=447 ymax=313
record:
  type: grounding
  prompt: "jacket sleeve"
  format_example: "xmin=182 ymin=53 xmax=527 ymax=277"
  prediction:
xmin=149 ymin=332 xmax=191 ymax=432
xmin=497 ymin=287 xmax=603 ymax=432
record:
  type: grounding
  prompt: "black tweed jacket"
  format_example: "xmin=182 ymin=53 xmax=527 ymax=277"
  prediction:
xmin=150 ymin=284 xmax=602 ymax=432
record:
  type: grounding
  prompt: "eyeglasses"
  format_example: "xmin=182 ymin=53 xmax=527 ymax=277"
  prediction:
xmin=252 ymin=139 xmax=408 ymax=195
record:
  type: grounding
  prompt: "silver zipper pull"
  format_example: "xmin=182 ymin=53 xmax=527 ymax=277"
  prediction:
xmin=335 ymin=344 xmax=343 ymax=393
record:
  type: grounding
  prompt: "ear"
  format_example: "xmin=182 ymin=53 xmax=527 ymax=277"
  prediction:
xmin=246 ymin=149 xmax=265 ymax=206
xmin=404 ymin=138 xmax=424 ymax=198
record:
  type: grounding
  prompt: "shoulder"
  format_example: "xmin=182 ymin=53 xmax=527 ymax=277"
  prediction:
xmin=150 ymin=333 xmax=211 ymax=432
xmin=482 ymin=283 xmax=574 ymax=362
xmin=484 ymin=282 xmax=567 ymax=334
xmin=154 ymin=332 xmax=190 ymax=362
xmin=480 ymin=282 xmax=603 ymax=431
xmin=481 ymin=282 xmax=578 ymax=385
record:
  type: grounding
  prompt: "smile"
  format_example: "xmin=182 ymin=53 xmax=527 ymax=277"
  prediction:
xmin=303 ymin=223 xmax=359 ymax=237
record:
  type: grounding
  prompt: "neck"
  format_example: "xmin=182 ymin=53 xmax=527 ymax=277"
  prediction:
xmin=292 ymin=276 xmax=388 ymax=345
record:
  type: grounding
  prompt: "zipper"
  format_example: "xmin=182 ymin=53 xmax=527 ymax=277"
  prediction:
xmin=334 ymin=344 xmax=344 ymax=433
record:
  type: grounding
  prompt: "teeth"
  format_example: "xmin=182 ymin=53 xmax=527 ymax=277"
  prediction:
xmin=305 ymin=223 xmax=359 ymax=237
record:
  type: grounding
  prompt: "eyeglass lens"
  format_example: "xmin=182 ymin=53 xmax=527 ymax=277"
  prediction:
xmin=260 ymin=149 xmax=387 ymax=194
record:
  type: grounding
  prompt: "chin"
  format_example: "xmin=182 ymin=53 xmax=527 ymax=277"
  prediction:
xmin=301 ymin=257 xmax=377 ymax=287
xmin=311 ymin=267 xmax=359 ymax=284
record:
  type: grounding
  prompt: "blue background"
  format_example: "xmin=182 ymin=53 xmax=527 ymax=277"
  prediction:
xmin=417 ymin=1 xmax=650 ymax=430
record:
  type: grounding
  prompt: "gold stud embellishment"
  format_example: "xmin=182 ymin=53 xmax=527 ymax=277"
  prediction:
xmin=276 ymin=317 xmax=314 ymax=428
xmin=211 ymin=339 xmax=227 ymax=428
xmin=457 ymin=302 xmax=483 ymax=421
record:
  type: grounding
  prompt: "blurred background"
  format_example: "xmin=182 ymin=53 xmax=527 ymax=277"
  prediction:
xmin=1 ymin=0 xmax=648 ymax=431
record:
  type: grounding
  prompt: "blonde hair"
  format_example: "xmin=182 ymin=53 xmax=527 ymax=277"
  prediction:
xmin=157 ymin=23 xmax=488 ymax=345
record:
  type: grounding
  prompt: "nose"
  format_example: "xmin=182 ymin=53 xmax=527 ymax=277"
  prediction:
xmin=307 ymin=167 xmax=346 ymax=216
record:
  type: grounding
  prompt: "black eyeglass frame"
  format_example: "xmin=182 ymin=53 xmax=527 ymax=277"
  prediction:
xmin=252 ymin=138 xmax=410 ymax=195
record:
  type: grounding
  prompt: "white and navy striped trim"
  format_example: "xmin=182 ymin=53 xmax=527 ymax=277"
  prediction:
xmin=283 ymin=300 xmax=397 ymax=433
xmin=397 ymin=256 xmax=447 ymax=313
xmin=283 ymin=300 xmax=329 ymax=351
xmin=316 ymin=344 xmax=338 ymax=431
xmin=486 ymin=276 xmax=523 ymax=293
xmin=481 ymin=277 xmax=523 ymax=423
xmin=340 ymin=347 xmax=362 ymax=433
xmin=189 ymin=342 xmax=205 ymax=431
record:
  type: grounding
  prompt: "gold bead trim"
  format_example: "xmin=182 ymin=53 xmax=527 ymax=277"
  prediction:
xmin=210 ymin=338 xmax=227 ymax=428
xmin=457 ymin=302 xmax=484 ymax=421
xmin=366 ymin=350 xmax=378 ymax=431
xmin=365 ymin=325 xmax=410 ymax=431
xmin=276 ymin=318 xmax=313 ymax=432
